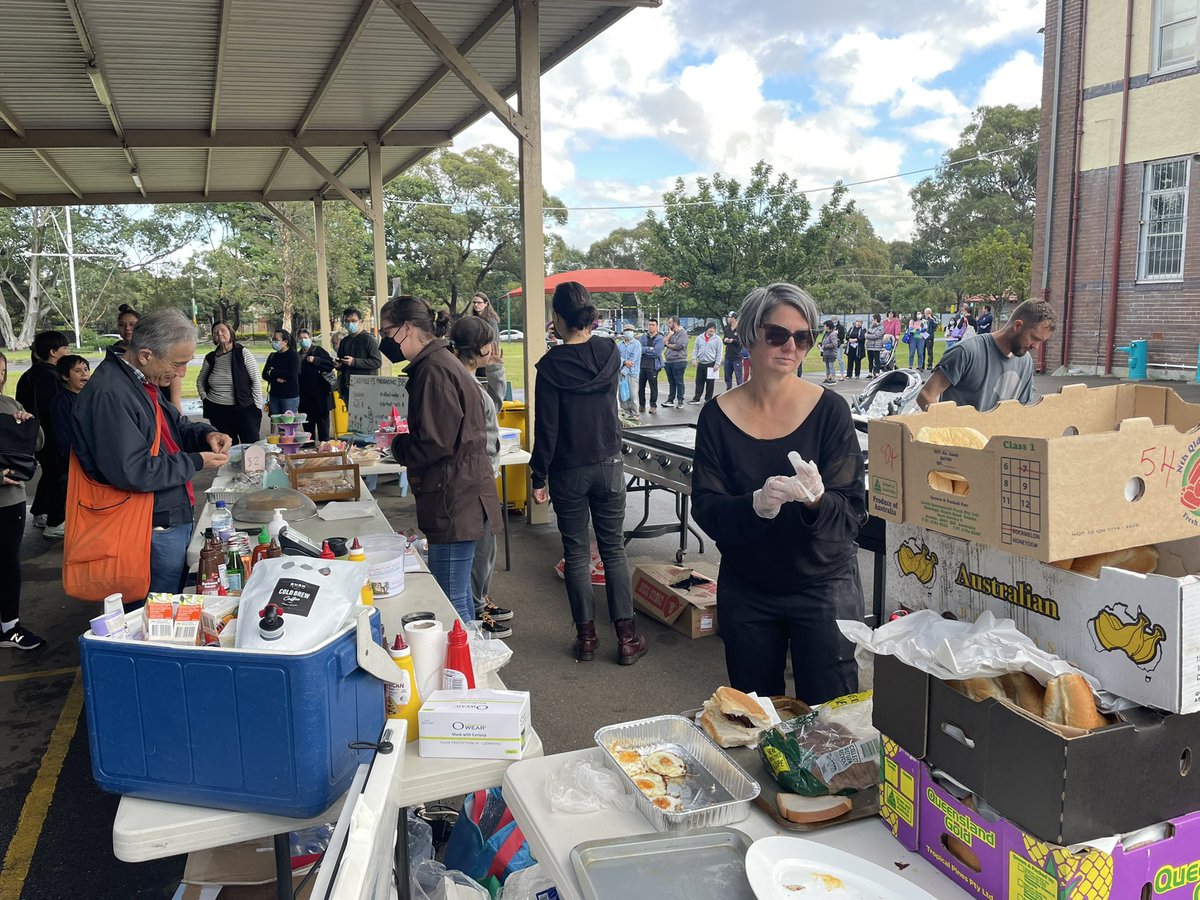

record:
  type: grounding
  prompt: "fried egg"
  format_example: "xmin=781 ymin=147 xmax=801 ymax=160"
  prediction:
xmin=633 ymin=773 xmax=666 ymax=798
xmin=646 ymin=750 xmax=686 ymax=779
xmin=651 ymin=795 xmax=682 ymax=813
xmin=614 ymin=750 xmax=646 ymax=777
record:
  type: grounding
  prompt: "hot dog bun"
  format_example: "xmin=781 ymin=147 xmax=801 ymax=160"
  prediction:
xmin=948 ymin=677 xmax=1006 ymax=702
xmin=1043 ymin=674 xmax=1108 ymax=730
xmin=1069 ymin=545 xmax=1159 ymax=578
xmin=999 ymin=672 xmax=1046 ymax=716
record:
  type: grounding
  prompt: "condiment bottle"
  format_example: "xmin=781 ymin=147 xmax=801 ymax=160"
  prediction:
xmin=198 ymin=529 xmax=222 ymax=596
xmin=267 ymin=508 xmax=287 ymax=544
xmin=385 ymin=633 xmax=421 ymax=741
xmin=265 ymin=537 xmax=282 ymax=559
xmin=249 ymin=526 xmax=271 ymax=572
xmin=442 ymin=620 xmax=475 ymax=690
xmin=258 ymin=604 xmax=285 ymax=641
xmin=348 ymin=538 xmax=374 ymax=606
xmin=319 ymin=540 xmax=335 ymax=560
xmin=225 ymin=538 xmax=244 ymax=592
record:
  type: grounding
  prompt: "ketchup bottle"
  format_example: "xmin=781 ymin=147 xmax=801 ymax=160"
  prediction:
xmin=442 ymin=620 xmax=476 ymax=690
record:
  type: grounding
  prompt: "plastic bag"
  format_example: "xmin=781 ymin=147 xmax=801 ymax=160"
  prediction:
xmin=464 ymin=620 xmax=514 ymax=679
xmin=545 ymin=757 xmax=635 ymax=814
xmin=757 ymin=691 xmax=880 ymax=797
xmin=410 ymin=859 xmax=490 ymax=900
xmin=408 ymin=808 xmax=434 ymax=867
xmin=498 ymin=863 xmax=559 ymax=900
xmin=235 ymin=557 xmax=366 ymax=651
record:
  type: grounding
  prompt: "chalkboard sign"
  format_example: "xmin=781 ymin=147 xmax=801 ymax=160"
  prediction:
xmin=347 ymin=375 xmax=409 ymax=434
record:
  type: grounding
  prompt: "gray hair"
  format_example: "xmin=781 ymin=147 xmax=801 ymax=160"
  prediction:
xmin=130 ymin=309 xmax=197 ymax=357
xmin=735 ymin=283 xmax=821 ymax=350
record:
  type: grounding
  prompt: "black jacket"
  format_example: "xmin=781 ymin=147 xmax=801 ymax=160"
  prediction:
xmin=71 ymin=350 xmax=216 ymax=527
xmin=336 ymin=331 xmax=383 ymax=399
xmin=530 ymin=337 xmax=621 ymax=488
xmin=299 ymin=346 xmax=335 ymax=412
xmin=198 ymin=343 xmax=258 ymax=418
xmin=263 ymin=349 xmax=300 ymax=398
xmin=15 ymin=361 xmax=60 ymax=426
xmin=390 ymin=339 xmax=502 ymax=543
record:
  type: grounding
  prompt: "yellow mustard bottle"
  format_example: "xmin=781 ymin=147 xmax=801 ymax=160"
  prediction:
xmin=349 ymin=537 xmax=374 ymax=606
xmin=385 ymin=633 xmax=421 ymax=742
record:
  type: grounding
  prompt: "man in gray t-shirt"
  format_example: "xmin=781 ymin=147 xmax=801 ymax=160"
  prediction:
xmin=917 ymin=300 xmax=1057 ymax=412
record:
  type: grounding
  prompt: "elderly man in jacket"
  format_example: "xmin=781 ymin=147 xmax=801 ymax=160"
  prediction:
xmin=72 ymin=309 xmax=230 ymax=600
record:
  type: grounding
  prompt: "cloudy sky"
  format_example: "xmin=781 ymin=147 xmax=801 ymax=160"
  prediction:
xmin=454 ymin=0 xmax=1046 ymax=251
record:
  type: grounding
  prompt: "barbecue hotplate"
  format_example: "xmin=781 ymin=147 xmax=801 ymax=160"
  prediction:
xmin=620 ymin=424 xmax=698 ymax=454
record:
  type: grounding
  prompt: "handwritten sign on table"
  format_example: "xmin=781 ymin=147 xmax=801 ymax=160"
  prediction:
xmin=347 ymin=375 xmax=409 ymax=434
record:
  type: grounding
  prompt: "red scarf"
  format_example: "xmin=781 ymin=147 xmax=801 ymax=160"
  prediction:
xmin=144 ymin=384 xmax=195 ymax=506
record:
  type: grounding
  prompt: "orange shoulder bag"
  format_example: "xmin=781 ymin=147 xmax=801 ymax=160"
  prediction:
xmin=63 ymin=401 xmax=163 ymax=601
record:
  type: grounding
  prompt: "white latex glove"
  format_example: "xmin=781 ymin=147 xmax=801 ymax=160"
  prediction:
xmin=752 ymin=476 xmax=795 ymax=519
xmin=787 ymin=451 xmax=825 ymax=503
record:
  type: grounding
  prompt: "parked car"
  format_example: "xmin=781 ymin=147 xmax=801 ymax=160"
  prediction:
xmin=591 ymin=326 xmax=618 ymax=339
xmin=499 ymin=329 xmax=524 ymax=342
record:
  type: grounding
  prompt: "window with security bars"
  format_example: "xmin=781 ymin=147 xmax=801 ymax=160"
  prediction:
xmin=1155 ymin=0 xmax=1198 ymax=72
xmin=1138 ymin=159 xmax=1190 ymax=281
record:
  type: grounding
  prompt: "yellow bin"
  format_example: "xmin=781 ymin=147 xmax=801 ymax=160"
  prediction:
xmin=497 ymin=400 xmax=528 ymax=511
xmin=332 ymin=391 xmax=349 ymax=437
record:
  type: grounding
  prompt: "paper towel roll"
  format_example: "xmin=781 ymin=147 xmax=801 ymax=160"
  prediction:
xmin=405 ymin=618 xmax=447 ymax=701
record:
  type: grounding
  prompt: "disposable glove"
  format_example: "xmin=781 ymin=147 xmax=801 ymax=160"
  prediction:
xmin=752 ymin=475 xmax=795 ymax=519
xmin=787 ymin=451 xmax=826 ymax=503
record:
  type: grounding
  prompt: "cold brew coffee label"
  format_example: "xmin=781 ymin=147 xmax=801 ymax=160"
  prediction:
xmin=270 ymin=578 xmax=319 ymax=617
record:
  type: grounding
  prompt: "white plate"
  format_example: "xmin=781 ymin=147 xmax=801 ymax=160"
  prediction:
xmin=746 ymin=836 xmax=937 ymax=900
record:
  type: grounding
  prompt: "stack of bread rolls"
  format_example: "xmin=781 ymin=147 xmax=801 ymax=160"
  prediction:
xmin=949 ymin=671 xmax=1108 ymax=731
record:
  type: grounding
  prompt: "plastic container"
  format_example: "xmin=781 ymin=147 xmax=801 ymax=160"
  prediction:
xmin=78 ymin=609 xmax=386 ymax=816
xmin=211 ymin=501 xmax=233 ymax=540
xmin=358 ymin=533 xmax=408 ymax=599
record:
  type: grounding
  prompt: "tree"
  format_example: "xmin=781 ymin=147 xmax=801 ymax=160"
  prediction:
xmin=960 ymin=227 xmax=1032 ymax=317
xmin=910 ymin=105 xmax=1039 ymax=286
xmin=644 ymin=161 xmax=853 ymax=319
xmin=585 ymin=221 xmax=654 ymax=271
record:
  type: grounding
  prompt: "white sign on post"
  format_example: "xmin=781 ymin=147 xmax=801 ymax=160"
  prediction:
xmin=347 ymin=375 xmax=409 ymax=434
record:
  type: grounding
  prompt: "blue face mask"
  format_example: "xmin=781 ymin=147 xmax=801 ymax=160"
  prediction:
xmin=271 ymin=340 xmax=282 ymax=352
xmin=300 ymin=338 xmax=312 ymax=349
xmin=624 ymin=331 xmax=634 ymax=341
xmin=345 ymin=321 xmax=360 ymax=334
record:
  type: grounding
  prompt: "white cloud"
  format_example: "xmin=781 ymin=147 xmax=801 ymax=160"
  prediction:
xmin=978 ymin=50 xmax=1044 ymax=107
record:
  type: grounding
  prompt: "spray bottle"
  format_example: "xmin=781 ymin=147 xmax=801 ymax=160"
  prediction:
xmin=385 ymin=633 xmax=421 ymax=741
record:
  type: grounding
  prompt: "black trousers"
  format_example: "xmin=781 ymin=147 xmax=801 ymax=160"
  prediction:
xmin=867 ymin=350 xmax=880 ymax=374
xmin=693 ymin=364 xmax=715 ymax=400
xmin=299 ymin=400 xmax=332 ymax=442
xmin=0 ymin=501 xmax=25 ymax=621
xmin=207 ymin=403 xmax=263 ymax=445
xmin=716 ymin=562 xmax=861 ymax=705
xmin=638 ymin=368 xmax=659 ymax=409
xmin=847 ymin=354 xmax=862 ymax=378
xmin=30 ymin=448 xmax=65 ymax=526
xmin=923 ymin=338 xmax=935 ymax=369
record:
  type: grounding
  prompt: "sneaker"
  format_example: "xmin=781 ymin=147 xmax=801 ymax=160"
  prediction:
xmin=649 ymin=406 xmax=658 ymax=414
xmin=639 ymin=406 xmax=646 ymax=413
xmin=482 ymin=597 xmax=513 ymax=621
xmin=43 ymin=523 xmax=65 ymax=539
xmin=32 ymin=514 xmax=47 ymax=529
xmin=480 ymin=613 xmax=513 ymax=639
xmin=688 ymin=399 xmax=702 ymax=405
xmin=0 ymin=623 xmax=45 ymax=651
xmin=676 ymin=402 xmax=684 ymax=409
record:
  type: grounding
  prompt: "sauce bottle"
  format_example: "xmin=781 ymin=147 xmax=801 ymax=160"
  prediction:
xmin=385 ymin=633 xmax=421 ymax=741
xmin=249 ymin=526 xmax=271 ymax=572
xmin=348 ymin=538 xmax=374 ymax=606
xmin=319 ymin=540 xmax=335 ymax=560
xmin=198 ymin=529 xmax=222 ymax=596
xmin=442 ymin=619 xmax=475 ymax=690
xmin=265 ymin=537 xmax=282 ymax=559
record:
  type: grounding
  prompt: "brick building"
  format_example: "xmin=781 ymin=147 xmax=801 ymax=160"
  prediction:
xmin=1032 ymin=0 xmax=1199 ymax=377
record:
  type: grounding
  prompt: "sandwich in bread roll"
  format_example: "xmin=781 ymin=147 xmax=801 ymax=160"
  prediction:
xmin=699 ymin=686 xmax=774 ymax=748
xmin=1069 ymin=545 xmax=1159 ymax=578
xmin=1044 ymin=673 xmax=1108 ymax=730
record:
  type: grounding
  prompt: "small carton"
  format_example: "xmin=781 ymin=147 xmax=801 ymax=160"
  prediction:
xmin=173 ymin=596 xmax=203 ymax=645
xmin=631 ymin=564 xmax=718 ymax=639
xmin=143 ymin=594 xmax=177 ymax=643
xmin=418 ymin=689 xmax=530 ymax=761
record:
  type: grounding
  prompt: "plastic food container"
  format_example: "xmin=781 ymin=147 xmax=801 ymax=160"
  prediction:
xmin=358 ymin=533 xmax=407 ymax=598
xmin=594 ymin=715 xmax=760 ymax=832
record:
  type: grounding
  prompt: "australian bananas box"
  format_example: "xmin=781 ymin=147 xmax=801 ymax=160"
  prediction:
xmin=885 ymin=520 xmax=1200 ymax=714
xmin=881 ymin=734 xmax=1200 ymax=900
xmin=867 ymin=382 xmax=1200 ymax=563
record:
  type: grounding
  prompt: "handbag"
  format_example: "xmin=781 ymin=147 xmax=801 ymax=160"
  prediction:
xmin=902 ymin=331 xmax=911 ymax=345
xmin=0 ymin=413 xmax=41 ymax=482
xmin=63 ymin=401 xmax=162 ymax=601
xmin=443 ymin=788 xmax=534 ymax=886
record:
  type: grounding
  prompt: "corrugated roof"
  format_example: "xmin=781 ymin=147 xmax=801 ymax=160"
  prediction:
xmin=0 ymin=0 xmax=658 ymax=206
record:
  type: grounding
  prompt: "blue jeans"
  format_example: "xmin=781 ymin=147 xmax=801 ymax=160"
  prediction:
xmin=908 ymin=337 xmax=925 ymax=368
xmin=723 ymin=355 xmax=744 ymax=389
xmin=268 ymin=395 xmax=300 ymax=415
xmin=147 ymin=522 xmax=194 ymax=601
xmin=664 ymin=361 xmax=687 ymax=404
xmin=428 ymin=540 xmax=477 ymax=623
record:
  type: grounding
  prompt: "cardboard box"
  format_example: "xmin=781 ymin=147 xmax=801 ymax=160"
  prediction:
xmin=418 ymin=689 xmax=530 ymax=760
xmin=867 ymin=383 xmax=1200 ymax=562
xmin=631 ymin=564 xmax=718 ymax=639
xmin=879 ymin=737 xmax=920 ymax=852
xmin=884 ymin=521 xmax=1200 ymax=713
xmin=181 ymin=840 xmax=314 ymax=900
xmin=881 ymin=743 xmax=1200 ymax=900
xmin=874 ymin=653 xmax=1200 ymax=845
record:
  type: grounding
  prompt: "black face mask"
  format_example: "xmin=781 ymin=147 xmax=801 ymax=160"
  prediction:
xmin=380 ymin=336 xmax=405 ymax=363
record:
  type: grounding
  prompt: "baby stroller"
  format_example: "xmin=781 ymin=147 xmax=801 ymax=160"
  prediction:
xmin=850 ymin=368 xmax=924 ymax=419
xmin=877 ymin=335 xmax=898 ymax=372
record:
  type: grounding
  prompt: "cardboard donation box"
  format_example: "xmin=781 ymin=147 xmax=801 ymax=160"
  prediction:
xmin=884 ymin=521 xmax=1200 ymax=713
xmin=631 ymin=564 xmax=718 ymax=639
xmin=867 ymin=383 xmax=1200 ymax=562
xmin=181 ymin=840 xmax=314 ymax=900
xmin=874 ymin=653 xmax=1200 ymax=845
xmin=882 ymin=734 xmax=1200 ymax=900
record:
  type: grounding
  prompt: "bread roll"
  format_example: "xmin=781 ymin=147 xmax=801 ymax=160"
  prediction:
xmin=929 ymin=471 xmax=970 ymax=495
xmin=948 ymin=677 xmax=1006 ymax=702
xmin=916 ymin=426 xmax=988 ymax=450
xmin=1069 ymin=545 xmax=1159 ymax=578
xmin=698 ymin=686 xmax=773 ymax=748
xmin=1043 ymin=674 xmax=1108 ymax=730
xmin=943 ymin=833 xmax=982 ymax=872
xmin=999 ymin=672 xmax=1045 ymax=716
xmin=776 ymin=792 xmax=852 ymax=824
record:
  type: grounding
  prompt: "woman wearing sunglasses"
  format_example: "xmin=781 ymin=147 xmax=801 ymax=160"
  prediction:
xmin=691 ymin=283 xmax=866 ymax=705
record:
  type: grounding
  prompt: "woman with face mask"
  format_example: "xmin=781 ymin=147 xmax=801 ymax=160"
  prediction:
xmin=617 ymin=327 xmax=641 ymax=424
xmin=262 ymin=329 xmax=301 ymax=416
xmin=297 ymin=328 xmax=335 ymax=442
xmin=196 ymin=321 xmax=263 ymax=444
xmin=378 ymin=295 xmax=503 ymax=623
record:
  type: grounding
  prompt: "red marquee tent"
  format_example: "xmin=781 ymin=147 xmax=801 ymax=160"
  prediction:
xmin=505 ymin=268 xmax=666 ymax=296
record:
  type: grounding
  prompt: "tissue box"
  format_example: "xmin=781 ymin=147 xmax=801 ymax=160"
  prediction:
xmin=418 ymin=689 xmax=530 ymax=760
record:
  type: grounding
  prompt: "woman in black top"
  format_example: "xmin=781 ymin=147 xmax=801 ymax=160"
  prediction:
xmin=15 ymin=330 xmax=69 ymax=535
xmin=296 ymin=328 xmax=335 ymax=442
xmin=845 ymin=317 xmax=867 ymax=379
xmin=530 ymin=282 xmax=647 ymax=665
xmin=263 ymin=329 xmax=300 ymax=415
xmin=49 ymin=354 xmax=90 ymax=471
xmin=197 ymin=321 xmax=262 ymax=444
xmin=692 ymin=283 xmax=865 ymax=704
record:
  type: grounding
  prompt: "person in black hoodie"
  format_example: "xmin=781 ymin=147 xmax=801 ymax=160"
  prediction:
xmin=16 ymin=330 xmax=69 ymax=534
xmin=262 ymin=329 xmax=300 ymax=415
xmin=296 ymin=328 xmax=335 ymax=442
xmin=531 ymin=282 xmax=648 ymax=665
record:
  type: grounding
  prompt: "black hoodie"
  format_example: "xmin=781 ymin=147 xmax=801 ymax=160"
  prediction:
xmin=530 ymin=336 xmax=622 ymax=488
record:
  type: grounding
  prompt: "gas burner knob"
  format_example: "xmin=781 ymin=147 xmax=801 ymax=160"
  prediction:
xmin=621 ymin=444 xmax=632 ymax=455
xmin=678 ymin=462 xmax=692 ymax=475
xmin=637 ymin=449 xmax=652 ymax=461
xmin=656 ymin=455 xmax=672 ymax=469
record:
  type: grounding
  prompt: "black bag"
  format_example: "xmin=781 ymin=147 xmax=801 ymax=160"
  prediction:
xmin=0 ymin=413 xmax=40 ymax=482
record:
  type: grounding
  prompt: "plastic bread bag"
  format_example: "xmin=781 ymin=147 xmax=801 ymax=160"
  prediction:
xmin=757 ymin=691 xmax=880 ymax=797
xmin=545 ymin=757 xmax=636 ymax=814
xmin=235 ymin=557 xmax=367 ymax=651
xmin=464 ymin=620 xmax=514 ymax=679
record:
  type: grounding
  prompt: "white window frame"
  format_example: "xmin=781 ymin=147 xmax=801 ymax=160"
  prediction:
xmin=1137 ymin=157 xmax=1191 ymax=283
xmin=1153 ymin=0 xmax=1199 ymax=74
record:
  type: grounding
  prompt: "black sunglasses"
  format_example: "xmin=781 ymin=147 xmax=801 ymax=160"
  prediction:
xmin=761 ymin=324 xmax=814 ymax=351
